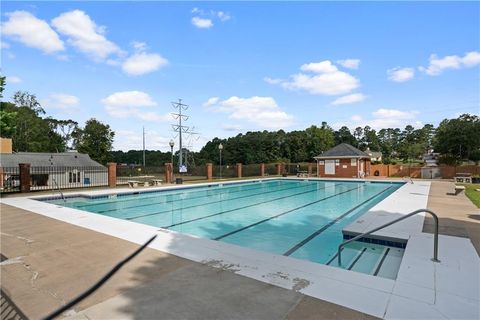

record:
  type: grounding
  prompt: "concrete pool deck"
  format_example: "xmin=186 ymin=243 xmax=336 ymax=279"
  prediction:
xmin=1 ymin=182 xmax=479 ymax=319
xmin=0 ymin=203 xmax=376 ymax=320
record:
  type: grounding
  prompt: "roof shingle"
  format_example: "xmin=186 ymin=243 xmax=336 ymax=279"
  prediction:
xmin=314 ymin=143 xmax=370 ymax=158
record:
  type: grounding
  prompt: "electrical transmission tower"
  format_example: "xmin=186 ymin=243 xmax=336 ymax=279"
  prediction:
xmin=185 ymin=126 xmax=200 ymax=167
xmin=171 ymin=99 xmax=191 ymax=171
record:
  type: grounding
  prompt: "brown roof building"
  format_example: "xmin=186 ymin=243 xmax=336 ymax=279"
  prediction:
xmin=314 ymin=143 xmax=371 ymax=178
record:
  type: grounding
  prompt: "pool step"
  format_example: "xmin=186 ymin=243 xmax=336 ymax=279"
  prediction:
xmin=327 ymin=241 xmax=404 ymax=280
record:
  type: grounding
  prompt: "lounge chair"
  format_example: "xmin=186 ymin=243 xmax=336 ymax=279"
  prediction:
xmin=454 ymin=185 xmax=466 ymax=195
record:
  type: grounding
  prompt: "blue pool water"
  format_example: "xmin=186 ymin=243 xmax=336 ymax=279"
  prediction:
xmin=46 ymin=179 xmax=402 ymax=266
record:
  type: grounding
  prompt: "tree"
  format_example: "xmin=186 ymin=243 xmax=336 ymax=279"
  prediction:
xmin=73 ymin=118 xmax=115 ymax=164
xmin=334 ymin=126 xmax=356 ymax=146
xmin=434 ymin=114 xmax=480 ymax=162
xmin=47 ymin=118 xmax=79 ymax=150
xmin=13 ymin=91 xmax=45 ymax=115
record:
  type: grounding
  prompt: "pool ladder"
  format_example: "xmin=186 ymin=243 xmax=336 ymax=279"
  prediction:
xmin=52 ymin=178 xmax=66 ymax=203
xmin=337 ymin=209 xmax=440 ymax=266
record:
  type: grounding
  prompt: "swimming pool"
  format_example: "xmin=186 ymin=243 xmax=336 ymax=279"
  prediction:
xmin=46 ymin=179 xmax=403 ymax=274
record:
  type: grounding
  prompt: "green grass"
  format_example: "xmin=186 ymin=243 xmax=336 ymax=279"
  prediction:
xmin=463 ymin=184 xmax=480 ymax=208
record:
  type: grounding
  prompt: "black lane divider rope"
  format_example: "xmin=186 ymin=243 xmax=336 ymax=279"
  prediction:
xmin=98 ymin=180 xmax=304 ymax=214
xmin=214 ymin=185 xmax=363 ymax=241
xmin=162 ymin=183 xmax=344 ymax=229
xmin=43 ymin=235 xmax=157 ymax=320
xmin=76 ymin=180 xmax=281 ymax=209
xmin=127 ymin=181 xmax=323 ymax=221
xmin=283 ymin=185 xmax=394 ymax=256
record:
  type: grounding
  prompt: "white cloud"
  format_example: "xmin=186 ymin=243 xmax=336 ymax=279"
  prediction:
xmin=1 ymin=11 xmax=64 ymax=54
xmin=337 ymin=59 xmax=360 ymax=69
xmin=102 ymin=91 xmax=156 ymax=109
xmin=131 ymin=41 xmax=147 ymax=52
xmin=205 ymin=96 xmax=294 ymax=129
xmin=263 ymin=77 xmax=283 ymax=85
xmin=300 ymin=60 xmax=338 ymax=73
xmin=6 ymin=76 xmax=22 ymax=84
xmin=267 ymin=60 xmax=360 ymax=96
xmin=121 ymin=52 xmax=168 ymax=76
xmin=217 ymin=11 xmax=231 ymax=22
xmin=331 ymin=93 xmax=367 ymax=105
xmin=387 ymin=67 xmax=415 ymax=82
xmin=419 ymin=51 xmax=480 ymax=76
xmin=0 ymin=41 xmax=10 ymax=49
xmin=43 ymin=93 xmax=80 ymax=110
xmin=191 ymin=17 xmax=213 ymax=29
xmin=282 ymin=71 xmax=360 ymax=96
xmin=202 ymin=97 xmax=220 ymax=107
xmin=52 ymin=10 xmax=121 ymax=60
xmin=462 ymin=51 xmax=480 ymax=67
xmin=333 ymin=108 xmax=420 ymax=130
xmin=101 ymin=91 xmax=170 ymax=123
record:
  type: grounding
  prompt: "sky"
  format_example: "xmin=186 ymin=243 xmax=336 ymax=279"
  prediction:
xmin=1 ymin=1 xmax=479 ymax=152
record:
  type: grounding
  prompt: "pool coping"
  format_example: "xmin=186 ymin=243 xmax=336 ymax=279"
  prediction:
xmin=1 ymin=178 xmax=479 ymax=319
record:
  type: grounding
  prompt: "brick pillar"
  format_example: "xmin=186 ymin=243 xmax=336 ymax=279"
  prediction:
xmin=260 ymin=163 xmax=265 ymax=177
xmin=0 ymin=166 xmax=4 ymax=189
xmin=165 ymin=163 xmax=173 ymax=184
xmin=19 ymin=163 xmax=31 ymax=193
xmin=206 ymin=163 xmax=213 ymax=181
xmin=236 ymin=163 xmax=242 ymax=178
xmin=107 ymin=162 xmax=116 ymax=188
xmin=307 ymin=163 xmax=313 ymax=177
xmin=276 ymin=163 xmax=282 ymax=175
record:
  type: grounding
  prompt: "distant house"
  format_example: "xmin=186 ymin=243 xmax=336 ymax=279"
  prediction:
xmin=365 ymin=147 xmax=382 ymax=162
xmin=0 ymin=151 xmax=107 ymax=190
xmin=314 ymin=143 xmax=371 ymax=178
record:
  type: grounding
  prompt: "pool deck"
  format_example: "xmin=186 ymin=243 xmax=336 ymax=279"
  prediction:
xmin=0 ymin=203 xmax=376 ymax=320
xmin=1 ymin=179 xmax=479 ymax=319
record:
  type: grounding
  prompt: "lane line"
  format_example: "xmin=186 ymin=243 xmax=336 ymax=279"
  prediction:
xmin=75 ymin=180 xmax=279 ymax=209
xmin=97 ymin=180 xmax=299 ymax=214
xmin=373 ymin=248 xmax=390 ymax=276
xmin=283 ymin=186 xmax=394 ymax=256
xmin=162 ymin=183 xmax=345 ymax=228
xmin=127 ymin=181 xmax=322 ymax=221
xmin=213 ymin=185 xmax=363 ymax=241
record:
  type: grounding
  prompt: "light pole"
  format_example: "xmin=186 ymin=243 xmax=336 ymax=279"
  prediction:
xmin=169 ymin=139 xmax=175 ymax=183
xmin=218 ymin=143 xmax=223 ymax=179
xmin=169 ymin=139 xmax=175 ymax=166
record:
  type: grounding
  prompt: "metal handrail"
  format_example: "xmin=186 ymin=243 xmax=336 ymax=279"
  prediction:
xmin=337 ymin=209 xmax=440 ymax=266
xmin=52 ymin=178 xmax=66 ymax=202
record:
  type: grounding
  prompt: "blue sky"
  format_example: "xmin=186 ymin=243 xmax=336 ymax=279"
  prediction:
xmin=1 ymin=1 xmax=479 ymax=151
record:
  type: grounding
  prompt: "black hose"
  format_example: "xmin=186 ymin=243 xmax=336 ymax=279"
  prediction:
xmin=43 ymin=235 xmax=157 ymax=320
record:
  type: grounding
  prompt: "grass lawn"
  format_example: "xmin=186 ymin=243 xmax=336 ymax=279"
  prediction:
xmin=463 ymin=184 xmax=480 ymax=208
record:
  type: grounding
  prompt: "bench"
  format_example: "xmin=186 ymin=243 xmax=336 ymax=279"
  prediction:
xmin=151 ymin=179 xmax=163 ymax=186
xmin=454 ymin=173 xmax=472 ymax=184
xmin=297 ymin=171 xmax=308 ymax=178
xmin=454 ymin=185 xmax=466 ymax=195
xmin=127 ymin=180 xmax=140 ymax=188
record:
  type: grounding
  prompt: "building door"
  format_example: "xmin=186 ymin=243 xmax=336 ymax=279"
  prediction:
xmin=325 ymin=160 xmax=335 ymax=175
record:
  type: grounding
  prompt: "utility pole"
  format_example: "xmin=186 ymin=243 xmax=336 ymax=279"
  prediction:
xmin=142 ymin=126 xmax=146 ymax=168
xmin=172 ymin=99 xmax=190 ymax=171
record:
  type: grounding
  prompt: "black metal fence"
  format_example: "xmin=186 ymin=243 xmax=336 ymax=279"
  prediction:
xmin=1 ymin=166 xmax=20 ymax=193
xmin=29 ymin=166 xmax=108 ymax=191
xmin=116 ymin=166 xmax=166 ymax=185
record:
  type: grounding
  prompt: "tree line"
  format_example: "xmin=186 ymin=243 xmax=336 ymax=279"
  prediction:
xmin=1 ymin=76 xmax=478 ymax=166
xmin=0 ymin=76 xmax=115 ymax=164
